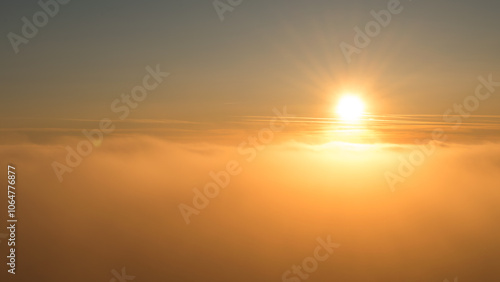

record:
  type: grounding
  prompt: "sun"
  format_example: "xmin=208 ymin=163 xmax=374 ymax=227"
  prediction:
xmin=335 ymin=95 xmax=365 ymax=121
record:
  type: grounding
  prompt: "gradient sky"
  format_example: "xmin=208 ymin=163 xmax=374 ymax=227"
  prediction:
xmin=2 ymin=1 xmax=500 ymax=282
xmin=1 ymin=0 xmax=500 ymax=123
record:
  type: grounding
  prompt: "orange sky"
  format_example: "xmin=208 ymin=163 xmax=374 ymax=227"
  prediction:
xmin=1 ymin=0 xmax=500 ymax=281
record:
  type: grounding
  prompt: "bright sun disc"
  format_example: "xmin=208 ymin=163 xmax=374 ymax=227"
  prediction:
xmin=336 ymin=95 xmax=365 ymax=121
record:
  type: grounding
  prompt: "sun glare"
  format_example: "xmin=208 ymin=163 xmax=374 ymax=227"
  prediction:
xmin=336 ymin=95 xmax=365 ymax=121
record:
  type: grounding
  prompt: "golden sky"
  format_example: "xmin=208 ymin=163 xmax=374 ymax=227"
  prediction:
xmin=1 ymin=0 xmax=500 ymax=281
